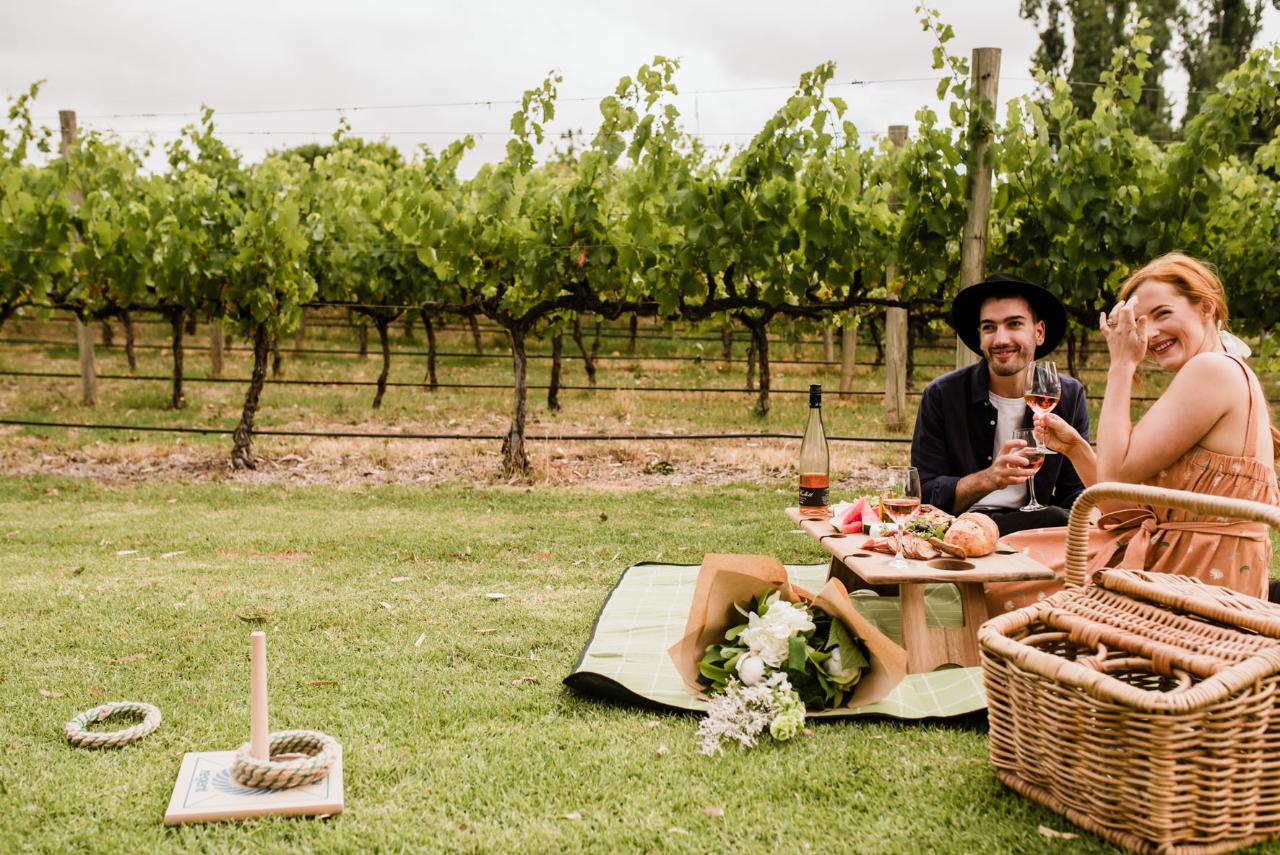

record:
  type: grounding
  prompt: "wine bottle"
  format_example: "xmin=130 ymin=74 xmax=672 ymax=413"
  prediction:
xmin=798 ymin=384 xmax=832 ymax=518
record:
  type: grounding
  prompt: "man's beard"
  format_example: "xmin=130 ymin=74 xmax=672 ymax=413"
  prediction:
xmin=984 ymin=346 xmax=1031 ymax=377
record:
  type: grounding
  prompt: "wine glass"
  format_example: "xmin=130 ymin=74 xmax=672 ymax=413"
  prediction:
xmin=1014 ymin=427 xmax=1047 ymax=512
xmin=1023 ymin=360 xmax=1062 ymax=453
xmin=881 ymin=465 xmax=922 ymax=569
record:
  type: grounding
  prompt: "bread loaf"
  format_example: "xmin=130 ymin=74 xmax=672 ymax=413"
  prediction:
xmin=942 ymin=512 xmax=999 ymax=557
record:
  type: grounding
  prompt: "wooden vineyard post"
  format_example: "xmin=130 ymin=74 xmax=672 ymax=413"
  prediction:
xmin=840 ymin=313 xmax=857 ymax=394
xmin=74 ymin=318 xmax=97 ymax=406
xmin=823 ymin=325 xmax=835 ymax=363
xmin=60 ymin=110 xmax=97 ymax=406
xmin=884 ymin=125 xmax=909 ymax=431
xmin=210 ymin=323 xmax=224 ymax=377
xmin=955 ymin=47 xmax=1001 ymax=371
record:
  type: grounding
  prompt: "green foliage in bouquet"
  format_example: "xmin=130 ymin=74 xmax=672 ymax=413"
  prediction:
xmin=697 ymin=592 xmax=869 ymax=710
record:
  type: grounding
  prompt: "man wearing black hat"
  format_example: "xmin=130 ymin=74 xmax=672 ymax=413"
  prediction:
xmin=910 ymin=274 xmax=1090 ymax=535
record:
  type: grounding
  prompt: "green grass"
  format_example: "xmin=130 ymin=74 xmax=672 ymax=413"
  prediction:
xmin=5 ymin=476 xmax=1268 ymax=854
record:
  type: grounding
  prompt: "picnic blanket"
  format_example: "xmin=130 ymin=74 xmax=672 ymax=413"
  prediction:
xmin=564 ymin=562 xmax=987 ymax=720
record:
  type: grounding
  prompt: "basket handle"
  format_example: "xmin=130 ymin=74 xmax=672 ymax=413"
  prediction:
xmin=1065 ymin=481 xmax=1280 ymax=589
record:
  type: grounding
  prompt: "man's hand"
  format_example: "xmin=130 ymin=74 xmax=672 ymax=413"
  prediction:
xmin=951 ymin=439 xmax=1039 ymax=512
xmin=989 ymin=439 xmax=1038 ymax=488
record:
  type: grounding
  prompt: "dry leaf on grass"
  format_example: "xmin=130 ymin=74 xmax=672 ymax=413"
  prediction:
xmin=39 ymin=689 xmax=64 ymax=698
xmin=656 ymin=744 xmax=668 ymax=757
xmin=704 ymin=806 xmax=725 ymax=818
xmin=90 ymin=685 xmax=102 ymax=699
xmin=511 ymin=677 xmax=540 ymax=686
xmin=485 ymin=592 xmax=509 ymax=600
xmin=477 ymin=628 xmax=497 ymax=634
xmin=390 ymin=576 xmax=411 ymax=583
xmin=667 ymin=827 xmax=690 ymax=836
xmin=111 ymin=652 xmax=148 ymax=665
xmin=1038 ymin=826 xmax=1079 ymax=840
xmin=378 ymin=601 xmax=393 ymax=610
xmin=414 ymin=633 xmax=426 ymax=648
xmin=115 ymin=549 xmax=138 ymax=556
xmin=560 ymin=812 xmax=582 ymax=821
xmin=160 ymin=551 xmax=186 ymax=559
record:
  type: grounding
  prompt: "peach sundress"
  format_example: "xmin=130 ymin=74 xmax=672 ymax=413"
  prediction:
xmin=987 ymin=355 xmax=1278 ymax=614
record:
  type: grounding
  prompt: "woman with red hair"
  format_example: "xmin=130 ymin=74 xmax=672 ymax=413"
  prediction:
xmin=990 ymin=252 xmax=1279 ymax=611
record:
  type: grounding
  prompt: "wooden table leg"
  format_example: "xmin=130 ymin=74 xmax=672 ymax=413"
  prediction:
xmin=899 ymin=583 xmax=937 ymax=673
xmin=899 ymin=581 xmax=989 ymax=673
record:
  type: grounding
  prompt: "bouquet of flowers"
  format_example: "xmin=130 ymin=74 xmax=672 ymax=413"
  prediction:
xmin=668 ymin=554 xmax=907 ymax=756
xmin=695 ymin=592 xmax=870 ymax=754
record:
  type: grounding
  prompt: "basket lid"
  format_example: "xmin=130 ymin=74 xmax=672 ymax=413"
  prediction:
xmin=1094 ymin=569 xmax=1280 ymax=640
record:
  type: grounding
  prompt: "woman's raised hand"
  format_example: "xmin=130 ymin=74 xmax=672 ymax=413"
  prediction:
xmin=1033 ymin=412 xmax=1083 ymax=455
xmin=1099 ymin=296 xmax=1149 ymax=370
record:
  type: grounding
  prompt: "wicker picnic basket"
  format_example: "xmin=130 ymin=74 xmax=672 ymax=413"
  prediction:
xmin=979 ymin=482 xmax=1280 ymax=854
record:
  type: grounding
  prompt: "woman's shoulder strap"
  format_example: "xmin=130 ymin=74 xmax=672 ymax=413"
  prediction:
xmin=1222 ymin=353 xmax=1263 ymax=457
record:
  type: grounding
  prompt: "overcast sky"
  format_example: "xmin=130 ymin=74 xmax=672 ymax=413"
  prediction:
xmin=4 ymin=1 xmax=1278 ymax=174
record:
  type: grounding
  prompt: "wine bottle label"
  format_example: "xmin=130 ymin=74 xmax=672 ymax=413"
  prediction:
xmin=798 ymin=486 xmax=829 ymax=507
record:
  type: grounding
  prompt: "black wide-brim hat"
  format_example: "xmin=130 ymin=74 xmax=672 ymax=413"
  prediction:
xmin=949 ymin=273 xmax=1068 ymax=360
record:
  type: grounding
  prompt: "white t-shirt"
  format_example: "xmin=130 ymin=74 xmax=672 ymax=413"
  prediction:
xmin=975 ymin=392 xmax=1028 ymax=509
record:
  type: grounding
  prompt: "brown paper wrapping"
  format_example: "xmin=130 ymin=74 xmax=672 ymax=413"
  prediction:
xmin=668 ymin=553 xmax=908 ymax=711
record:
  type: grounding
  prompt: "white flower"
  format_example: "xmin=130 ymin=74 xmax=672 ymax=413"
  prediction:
xmin=736 ymin=654 xmax=766 ymax=686
xmin=825 ymin=645 xmax=860 ymax=686
xmin=739 ymin=600 xmax=815 ymax=668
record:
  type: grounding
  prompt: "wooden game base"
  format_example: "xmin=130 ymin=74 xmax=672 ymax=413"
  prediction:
xmin=163 ymin=747 xmax=344 ymax=825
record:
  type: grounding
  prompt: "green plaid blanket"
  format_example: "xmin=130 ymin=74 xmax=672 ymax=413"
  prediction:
xmin=564 ymin=562 xmax=987 ymax=720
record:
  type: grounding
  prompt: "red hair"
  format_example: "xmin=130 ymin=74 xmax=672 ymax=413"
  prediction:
xmin=1117 ymin=252 xmax=1228 ymax=326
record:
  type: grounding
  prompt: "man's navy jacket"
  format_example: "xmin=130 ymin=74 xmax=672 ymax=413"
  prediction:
xmin=909 ymin=361 xmax=1090 ymax=514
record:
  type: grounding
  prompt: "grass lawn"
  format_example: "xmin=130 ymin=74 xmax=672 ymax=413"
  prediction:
xmin=2 ymin=475 xmax=1241 ymax=855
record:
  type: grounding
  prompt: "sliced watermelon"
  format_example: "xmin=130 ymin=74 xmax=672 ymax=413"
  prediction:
xmin=835 ymin=497 xmax=865 ymax=533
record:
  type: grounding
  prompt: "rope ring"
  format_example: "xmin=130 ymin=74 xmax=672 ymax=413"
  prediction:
xmin=231 ymin=729 xmax=338 ymax=790
xmin=64 ymin=701 xmax=162 ymax=749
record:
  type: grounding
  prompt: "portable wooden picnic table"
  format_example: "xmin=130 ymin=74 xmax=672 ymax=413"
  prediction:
xmin=786 ymin=508 xmax=1055 ymax=673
